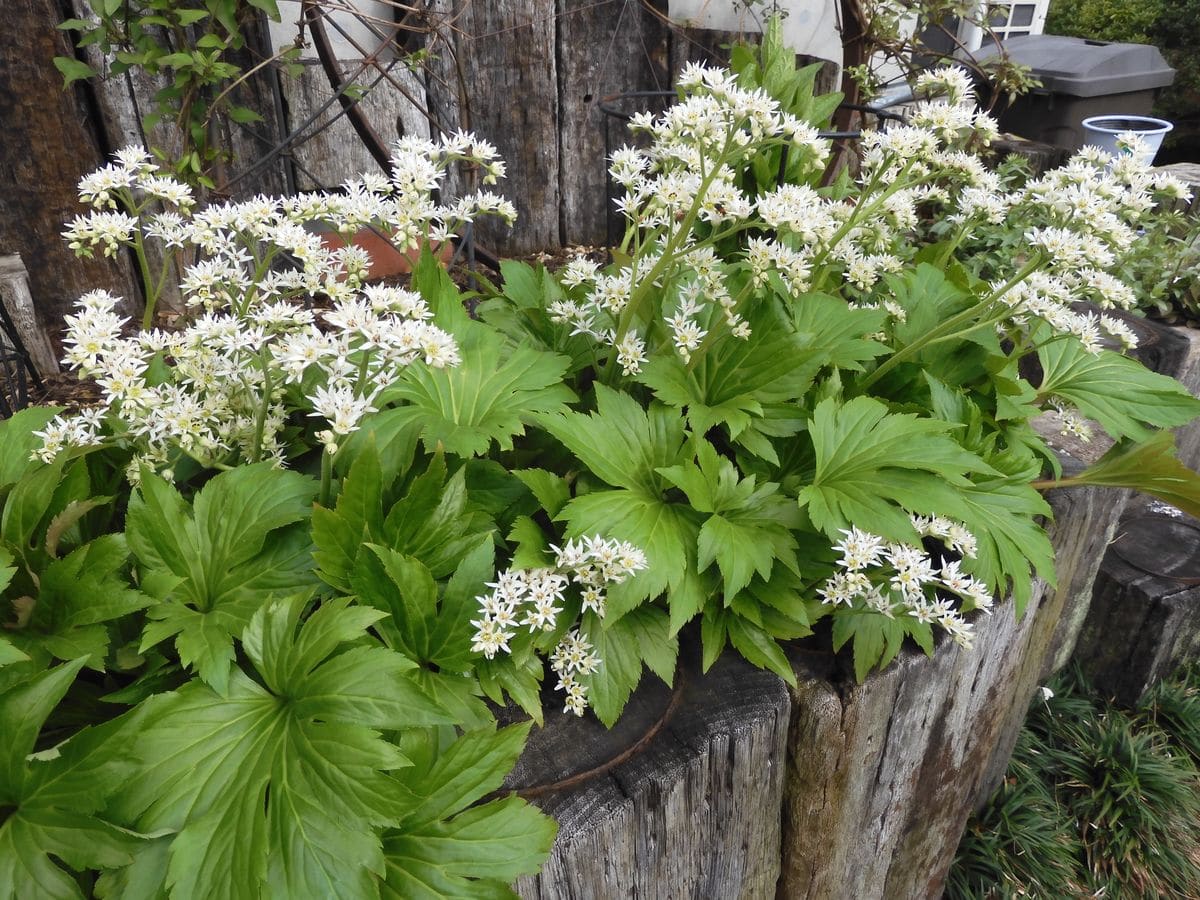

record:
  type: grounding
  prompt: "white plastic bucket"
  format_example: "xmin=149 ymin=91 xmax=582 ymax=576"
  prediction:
xmin=1080 ymin=115 xmax=1173 ymax=166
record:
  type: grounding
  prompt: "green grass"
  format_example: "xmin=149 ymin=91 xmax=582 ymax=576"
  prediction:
xmin=947 ymin=667 xmax=1200 ymax=899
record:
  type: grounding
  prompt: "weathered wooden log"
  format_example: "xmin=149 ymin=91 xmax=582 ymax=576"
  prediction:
xmin=1073 ymin=503 xmax=1200 ymax=706
xmin=507 ymin=448 xmax=1123 ymax=898
xmin=0 ymin=255 xmax=59 ymax=378
xmin=1026 ymin=426 xmax=1132 ymax=677
xmin=778 ymin=471 xmax=1126 ymax=899
xmin=509 ymin=648 xmax=790 ymax=899
xmin=558 ymin=0 xmax=670 ymax=248
xmin=988 ymin=136 xmax=1070 ymax=177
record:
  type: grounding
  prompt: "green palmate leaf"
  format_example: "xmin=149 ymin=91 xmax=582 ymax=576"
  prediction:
xmin=637 ymin=306 xmax=820 ymax=463
xmin=382 ymin=455 xmax=496 ymax=579
xmin=0 ymin=408 xmax=60 ymax=492
xmin=950 ymin=478 xmax=1055 ymax=614
xmin=1037 ymin=336 xmax=1200 ymax=441
xmin=497 ymin=260 xmax=543 ymax=310
xmin=476 ymin=653 xmax=545 ymax=723
xmin=11 ymin=534 xmax=152 ymax=668
xmin=108 ymin=596 xmax=454 ymax=900
xmin=830 ymin=607 xmax=935 ymax=682
xmin=846 ymin=464 xmax=1053 ymax=614
xmin=1054 ymin=431 xmax=1200 ymax=518
xmin=513 ymin=468 xmax=570 ymax=518
xmin=413 ymin=246 xmax=473 ymax=334
xmin=128 ymin=464 xmax=317 ymax=694
xmin=580 ymin=607 xmax=677 ymax=727
xmin=381 ymin=724 xmax=556 ymax=899
xmin=797 ymin=396 xmax=995 ymax=541
xmin=788 ymin=292 xmax=888 ymax=372
xmin=353 ymin=536 xmax=493 ymax=673
xmin=2 ymin=457 xmax=64 ymax=556
xmin=887 ymin=263 xmax=983 ymax=350
xmin=558 ymin=489 xmax=706 ymax=629
xmin=0 ymin=661 xmax=143 ymax=900
xmin=506 ymin=515 xmax=552 ymax=570
xmin=659 ymin=441 xmax=802 ymax=603
xmin=0 ymin=637 xmax=26 ymax=667
xmin=381 ymin=327 xmax=574 ymax=457
xmin=538 ymin=384 xmax=688 ymax=495
xmin=544 ymin=386 xmax=707 ymax=622
xmin=313 ymin=441 xmax=386 ymax=593
xmin=462 ymin=460 xmax=527 ymax=522
xmin=727 ymin=614 xmax=796 ymax=685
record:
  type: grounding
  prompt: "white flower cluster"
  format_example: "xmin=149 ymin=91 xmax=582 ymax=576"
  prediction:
xmin=45 ymin=135 xmax=514 ymax=475
xmin=818 ymin=520 xmax=993 ymax=650
xmin=549 ymin=61 xmax=1186 ymax=381
xmin=978 ymin=142 xmax=1193 ymax=351
xmin=555 ymin=63 xmax=833 ymax=373
xmin=470 ymin=535 xmax=648 ymax=716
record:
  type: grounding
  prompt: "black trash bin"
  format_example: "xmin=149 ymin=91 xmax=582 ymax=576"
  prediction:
xmin=973 ymin=35 xmax=1175 ymax=149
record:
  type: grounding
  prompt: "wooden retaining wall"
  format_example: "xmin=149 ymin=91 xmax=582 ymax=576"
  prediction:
xmin=506 ymin=452 xmax=1125 ymax=898
xmin=1073 ymin=502 xmax=1200 ymax=706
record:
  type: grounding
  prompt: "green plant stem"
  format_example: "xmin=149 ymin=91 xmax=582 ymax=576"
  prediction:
xmin=806 ymin=157 xmax=917 ymax=276
xmin=685 ymin=278 xmax=755 ymax=371
xmin=250 ymin=350 xmax=272 ymax=463
xmin=319 ymin=447 xmax=333 ymax=508
xmin=612 ymin=130 xmax=742 ymax=343
xmin=859 ymin=253 xmax=1046 ymax=391
xmin=133 ymin=228 xmax=160 ymax=330
xmin=938 ymin=221 xmax=972 ymax=267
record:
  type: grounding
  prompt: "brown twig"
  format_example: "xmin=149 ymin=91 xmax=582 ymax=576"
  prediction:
xmin=489 ymin=664 xmax=687 ymax=803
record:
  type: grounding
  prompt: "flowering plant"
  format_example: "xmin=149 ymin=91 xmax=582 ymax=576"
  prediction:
xmin=11 ymin=18 xmax=1200 ymax=896
xmin=47 ymin=136 xmax=511 ymax=493
xmin=471 ymin=26 xmax=1200 ymax=697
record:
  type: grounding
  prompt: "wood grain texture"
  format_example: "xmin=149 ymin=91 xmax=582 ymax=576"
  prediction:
xmin=782 ymin=598 xmax=1050 ymax=900
xmin=424 ymin=0 xmax=560 ymax=255
xmin=976 ymin=473 xmax=1129 ymax=802
xmin=665 ymin=22 xmax=750 ymax=80
xmin=0 ymin=255 xmax=59 ymax=377
xmin=557 ymin=0 xmax=669 ymax=247
xmin=279 ymin=59 xmax=428 ymax=190
xmin=513 ymin=460 xmax=1121 ymax=899
xmin=509 ymin=649 xmax=790 ymax=899
xmin=778 ymin=462 xmax=1125 ymax=899
xmin=0 ymin=0 xmax=140 ymax=339
xmin=210 ymin=17 xmax=290 ymax=199
xmin=1074 ymin=505 xmax=1200 ymax=705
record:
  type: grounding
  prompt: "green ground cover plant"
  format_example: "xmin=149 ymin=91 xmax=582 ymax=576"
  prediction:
xmin=8 ymin=17 xmax=1200 ymax=896
xmin=948 ymin=666 xmax=1200 ymax=898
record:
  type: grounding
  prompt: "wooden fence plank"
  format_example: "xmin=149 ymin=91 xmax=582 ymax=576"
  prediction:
xmin=0 ymin=255 xmax=59 ymax=377
xmin=557 ymin=0 xmax=670 ymax=248
xmin=424 ymin=0 xmax=561 ymax=256
xmin=280 ymin=59 xmax=429 ymax=191
xmin=779 ymin=466 xmax=1127 ymax=898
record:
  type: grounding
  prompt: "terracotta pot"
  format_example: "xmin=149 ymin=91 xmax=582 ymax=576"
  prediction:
xmin=317 ymin=228 xmax=454 ymax=280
